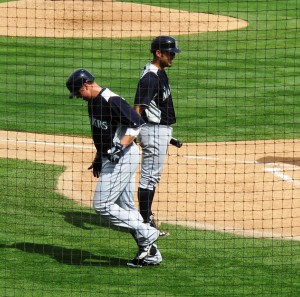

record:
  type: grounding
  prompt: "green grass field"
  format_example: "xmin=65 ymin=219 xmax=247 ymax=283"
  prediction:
xmin=1 ymin=158 xmax=299 ymax=296
xmin=1 ymin=0 xmax=299 ymax=142
xmin=1 ymin=0 xmax=300 ymax=296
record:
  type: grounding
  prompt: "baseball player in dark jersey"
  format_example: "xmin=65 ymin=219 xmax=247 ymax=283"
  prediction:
xmin=66 ymin=68 xmax=162 ymax=267
xmin=134 ymin=36 xmax=181 ymax=235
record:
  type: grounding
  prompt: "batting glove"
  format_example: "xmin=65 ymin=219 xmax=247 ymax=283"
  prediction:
xmin=88 ymin=153 xmax=102 ymax=178
xmin=107 ymin=143 xmax=125 ymax=164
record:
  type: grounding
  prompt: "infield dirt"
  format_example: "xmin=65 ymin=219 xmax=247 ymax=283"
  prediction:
xmin=0 ymin=0 xmax=248 ymax=38
xmin=1 ymin=131 xmax=299 ymax=240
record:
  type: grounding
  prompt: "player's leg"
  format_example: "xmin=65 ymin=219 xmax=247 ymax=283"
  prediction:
xmin=138 ymin=124 xmax=172 ymax=223
xmin=137 ymin=187 xmax=155 ymax=223
xmin=116 ymin=169 xmax=136 ymax=210
xmin=93 ymin=144 xmax=159 ymax=246
xmin=116 ymin=167 xmax=145 ymax=224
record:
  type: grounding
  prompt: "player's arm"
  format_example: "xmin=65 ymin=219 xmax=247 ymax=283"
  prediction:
xmin=106 ymin=96 xmax=145 ymax=163
xmin=107 ymin=124 xmax=141 ymax=163
xmin=134 ymin=104 xmax=146 ymax=116
xmin=118 ymin=125 xmax=141 ymax=147
xmin=134 ymin=73 xmax=158 ymax=112
xmin=109 ymin=96 xmax=145 ymax=128
xmin=107 ymin=127 xmax=141 ymax=163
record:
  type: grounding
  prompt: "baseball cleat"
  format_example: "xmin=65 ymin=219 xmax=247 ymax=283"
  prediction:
xmin=149 ymin=214 xmax=170 ymax=237
xmin=148 ymin=214 xmax=157 ymax=228
xmin=127 ymin=244 xmax=162 ymax=268
xmin=127 ymin=244 xmax=154 ymax=267
xmin=126 ymin=258 xmax=161 ymax=268
xmin=137 ymin=244 xmax=153 ymax=259
xmin=159 ymin=230 xmax=170 ymax=237
xmin=127 ymin=258 xmax=146 ymax=268
xmin=143 ymin=244 xmax=162 ymax=265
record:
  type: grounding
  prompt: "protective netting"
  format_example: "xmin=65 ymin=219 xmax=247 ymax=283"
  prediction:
xmin=0 ymin=0 xmax=299 ymax=296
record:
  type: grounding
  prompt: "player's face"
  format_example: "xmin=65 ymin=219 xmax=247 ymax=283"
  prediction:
xmin=158 ymin=51 xmax=176 ymax=68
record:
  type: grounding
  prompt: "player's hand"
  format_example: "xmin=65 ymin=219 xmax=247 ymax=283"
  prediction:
xmin=107 ymin=143 xmax=125 ymax=164
xmin=88 ymin=153 xmax=102 ymax=178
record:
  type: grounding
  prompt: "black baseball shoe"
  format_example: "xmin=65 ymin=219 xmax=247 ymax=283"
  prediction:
xmin=126 ymin=243 xmax=153 ymax=268
xmin=127 ymin=258 xmax=146 ymax=268
xmin=127 ymin=258 xmax=161 ymax=268
xmin=127 ymin=244 xmax=161 ymax=268
xmin=149 ymin=214 xmax=170 ymax=237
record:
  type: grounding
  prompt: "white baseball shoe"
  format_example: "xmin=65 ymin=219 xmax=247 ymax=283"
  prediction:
xmin=143 ymin=244 xmax=162 ymax=265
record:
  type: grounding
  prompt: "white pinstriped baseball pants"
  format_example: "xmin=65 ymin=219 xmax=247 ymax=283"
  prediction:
xmin=138 ymin=124 xmax=173 ymax=190
xmin=93 ymin=143 xmax=159 ymax=246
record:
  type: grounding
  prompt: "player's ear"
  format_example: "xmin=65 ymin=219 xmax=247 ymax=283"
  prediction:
xmin=155 ymin=50 xmax=162 ymax=57
xmin=82 ymin=82 xmax=90 ymax=90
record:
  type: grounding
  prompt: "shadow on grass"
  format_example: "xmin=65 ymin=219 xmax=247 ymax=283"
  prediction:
xmin=0 ymin=242 xmax=127 ymax=266
xmin=62 ymin=211 xmax=111 ymax=230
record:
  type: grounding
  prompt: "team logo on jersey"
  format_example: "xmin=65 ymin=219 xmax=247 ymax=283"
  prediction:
xmin=162 ymin=86 xmax=171 ymax=101
xmin=90 ymin=116 xmax=108 ymax=130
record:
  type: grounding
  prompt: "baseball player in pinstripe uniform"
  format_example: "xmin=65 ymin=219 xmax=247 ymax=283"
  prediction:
xmin=134 ymin=36 xmax=181 ymax=235
xmin=66 ymin=69 xmax=162 ymax=267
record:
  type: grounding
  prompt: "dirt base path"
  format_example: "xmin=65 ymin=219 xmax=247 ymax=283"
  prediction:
xmin=0 ymin=0 xmax=248 ymax=38
xmin=1 ymin=130 xmax=299 ymax=240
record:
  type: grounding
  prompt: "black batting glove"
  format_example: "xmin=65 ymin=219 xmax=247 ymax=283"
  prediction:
xmin=88 ymin=153 xmax=102 ymax=178
xmin=107 ymin=143 xmax=125 ymax=164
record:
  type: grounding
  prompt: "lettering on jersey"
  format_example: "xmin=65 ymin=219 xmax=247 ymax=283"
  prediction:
xmin=162 ymin=86 xmax=171 ymax=101
xmin=90 ymin=116 xmax=108 ymax=130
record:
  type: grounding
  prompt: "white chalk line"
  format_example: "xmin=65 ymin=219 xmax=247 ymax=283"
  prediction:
xmin=0 ymin=138 xmax=95 ymax=150
xmin=169 ymin=154 xmax=300 ymax=186
xmin=1 ymin=137 xmax=300 ymax=186
xmin=264 ymin=167 xmax=300 ymax=186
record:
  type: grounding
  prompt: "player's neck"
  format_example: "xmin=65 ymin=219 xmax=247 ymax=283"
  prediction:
xmin=151 ymin=60 xmax=164 ymax=71
xmin=92 ymin=85 xmax=103 ymax=97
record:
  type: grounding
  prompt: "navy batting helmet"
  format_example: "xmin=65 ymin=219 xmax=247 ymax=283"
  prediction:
xmin=66 ymin=68 xmax=95 ymax=98
xmin=150 ymin=36 xmax=181 ymax=54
